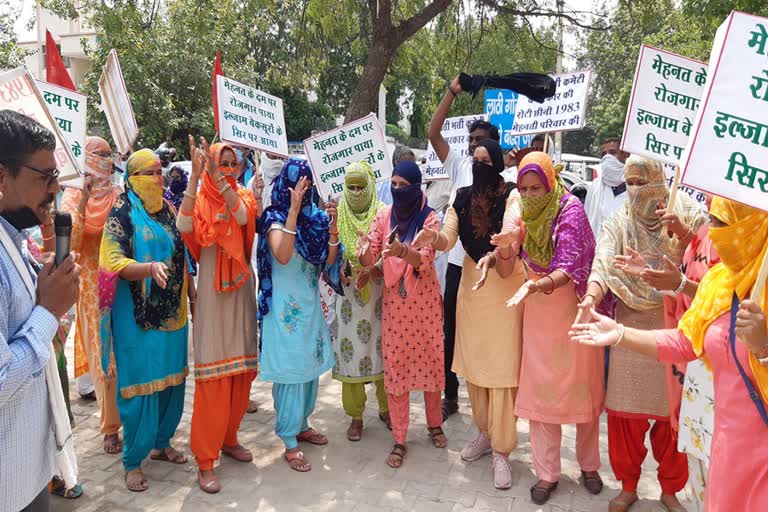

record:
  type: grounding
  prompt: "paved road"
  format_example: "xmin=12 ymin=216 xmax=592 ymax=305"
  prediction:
xmin=55 ymin=344 xmax=694 ymax=511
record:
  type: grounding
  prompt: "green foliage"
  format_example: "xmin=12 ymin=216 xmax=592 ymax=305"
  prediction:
xmin=0 ymin=0 xmax=30 ymax=69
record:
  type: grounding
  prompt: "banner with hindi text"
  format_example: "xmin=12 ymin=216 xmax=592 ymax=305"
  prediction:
xmin=483 ymin=90 xmax=533 ymax=150
xmin=680 ymin=11 xmax=768 ymax=212
xmin=303 ymin=114 xmax=391 ymax=199
xmin=217 ymin=75 xmax=288 ymax=157
xmin=37 ymin=80 xmax=86 ymax=173
xmin=0 ymin=67 xmax=81 ymax=186
xmin=423 ymin=114 xmax=487 ymax=181
xmin=622 ymin=45 xmax=707 ymax=165
xmin=98 ymin=50 xmax=138 ymax=156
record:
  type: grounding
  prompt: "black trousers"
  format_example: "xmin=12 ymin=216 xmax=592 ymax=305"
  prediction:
xmin=19 ymin=486 xmax=49 ymax=512
xmin=443 ymin=263 xmax=462 ymax=401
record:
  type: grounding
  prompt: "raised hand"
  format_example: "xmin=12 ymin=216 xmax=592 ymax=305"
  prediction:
xmin=450 ymin=75 xmax=463 ymax=94
xmin=735 ymin=299 xmax=768 ymax=353
xmin=355 ymin=229 xmax=371 ymax=261
xmin=188 ymin=135 xmax=206 ymax=180
xmin=569 ymin=308 xmax=622 ymax=346
xmin=324 ymin=198 xmax=338 ymax=231
xmin=641 ymin=256 xmax=683 ymax=291
xmin=506 ymin=280 xmax=538 ymax=307
xmin=412 ymin=226 xmax=439 ymax=250
xmin=288 ymin=176 xmax=310 ymax=213
xmin=613 ymin=247 xmax=647 ymax=277
xmin=150 ymin=261 xmax=169 ymax=289
xmin=472 ymin=252 xmax=495 ymax=291
xmin=199 ymin=136 xmax=217 ymax=179
xmin=656 ymin=200 xmax=689 ymax=239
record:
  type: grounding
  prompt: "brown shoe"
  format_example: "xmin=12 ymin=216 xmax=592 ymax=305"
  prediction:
xmin=581 ymin=470 xmax=603 ymax=495
xmin=530 ymin=480 xmax=558 ymax=505
xmin=441 ymin=399 xmax=459 ymax=422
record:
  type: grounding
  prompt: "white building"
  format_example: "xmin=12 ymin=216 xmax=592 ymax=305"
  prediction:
xmin=16 ymin=1 xmax=96 ymax=88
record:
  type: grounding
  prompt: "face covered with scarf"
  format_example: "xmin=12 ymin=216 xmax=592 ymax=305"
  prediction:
xmin=600 ymin=153 xmax=626 ymax=188
xmin=517 ymin=151 xmax=565 ymax=268
xmin=624 ymin=155 xmax=668 ymax=230
xmin=390 ymin=160 xmax=429 ymax=243
xmin=126 ymin=149 xmax=163 ymax=214
xmin=339 ymin=161 xmax=381 ymax=270
xmin=84 ymin=136 xmax=115 ymax=197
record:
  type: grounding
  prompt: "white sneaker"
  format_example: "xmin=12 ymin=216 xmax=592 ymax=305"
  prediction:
xmin=492 ymin=451 xmax=513 ymax=490
xmin=461 ymin=432 xmax=492 ymax=462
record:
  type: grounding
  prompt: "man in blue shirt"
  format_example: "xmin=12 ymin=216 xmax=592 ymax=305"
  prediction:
xmin=0 ymin=110 xmax=81 ymax=511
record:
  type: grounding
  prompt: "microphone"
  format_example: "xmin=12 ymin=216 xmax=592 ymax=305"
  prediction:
xmin=54 ymin=212 xmax=72 ymax=267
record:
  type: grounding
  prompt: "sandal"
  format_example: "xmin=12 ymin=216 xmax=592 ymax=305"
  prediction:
xmin=378 ymin=411 xmax=392 ymax=430
xmin=125 ymin=469 xmax=148 ymax=492
xmin=284 ymin=449 xmax=312 ymax=472
xmin=386 ymin=443 xmax=407 ymax=468
xmin=50 ymin=478 xmax=83 ymax=499
xmin=530 ymin=480 xmax=558 ymax=505
xmin=197 ymin=470 xmax=221 ymax=494
xmin=347 ymin=419 xmax=364 ymax=442
xmin=247 ymin=400 xmax=259 ymax=414
xmin=103 ymin=433 xmax=123 ymax=455
xmin=609 ymin=491 xmax=639 ymax=512
xmin=221 ymin=444 xmax=253 ymax=462
xmin=150 ymin=446 xmax=188 ymax=464
xmin=441 ymin=398 xmax=459 ymax=422
xmin=427 ymin=426 xmax=448 ymax=448
xmin=297 ymin=428 xmax=328 ymax=445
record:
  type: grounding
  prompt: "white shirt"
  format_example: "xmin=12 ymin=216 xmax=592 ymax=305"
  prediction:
xmin=442 ymin=149 xmax=473 ymax=267
xmin=584 ymin=181 xmax=627 ymax=238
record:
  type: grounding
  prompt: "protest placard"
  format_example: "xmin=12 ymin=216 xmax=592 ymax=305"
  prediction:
xmin=680 ymin=11 xmax=768 ymax=213
xmin=423 ymin=114 xmax=487 ymax=181
xmin=303 ymin=114 xmax=391 ymax=198
xmin=508 ymin=70 xmax=591 ymax=136
xmin=483 ymin=90 xmax=534 ymax=150
xmin=98 ymin=49 xmax=138 ymax=156
xmin=37 ymin=80 xmax=87 ymax=173
xmin=0 ymin=67 xmax=81 ymax=185
xmin=622 ymin=45 xmax=707 ymax=165
xmin=217 ymin=75 xmax=288 ymax=157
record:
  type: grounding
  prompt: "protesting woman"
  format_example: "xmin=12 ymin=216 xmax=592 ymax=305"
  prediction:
xmin=356 ymin=161 xmax=446 ymax=469
xmin=578 ymin=155 xmax=707 ymax=511
xmin=177 ymin=137 xmax=259 ymax=493
xmin=334 ymin=161 xmax=389 ymax=441
xmin=257 ymin=158 xmax=342 ymax=472
xmin=61 ymin=136 xmax=124 ymax=455
xmin=99 ymin=149 xmax=190 ymax=492
xmin=496 ymin=151 xmax=604 ymax=505
xmin=571 ymin=196 xmax=768 ymax=511
xmin=163 ymin=165 xmax=188 ymax=212
xmin=413 ymin=139 xmax=525 ymax=489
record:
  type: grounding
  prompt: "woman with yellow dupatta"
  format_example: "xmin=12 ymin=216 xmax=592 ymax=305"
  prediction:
xmin=177 ymin=137 xmax=259 ymax=494
xmin=99 ymin=149 xmax=190 ymax=492
xmin=61 ymin=136 xmax=123 ymax=455
xmin=571 ymin=196 xmax=768 ymax=510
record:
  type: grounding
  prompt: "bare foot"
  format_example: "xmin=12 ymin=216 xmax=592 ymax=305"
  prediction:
xmin=660 ymin=493 xmax=687 ymax=512
xmin=609 ymin=490 xmax=638 ymax=512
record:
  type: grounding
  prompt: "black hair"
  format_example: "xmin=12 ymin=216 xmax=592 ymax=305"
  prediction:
xmin=467 ymin=120 xmax=500 ymax=141
xmin=0 ymin=110 xmax=56 ymax=176
xmin=531 ymin=133 xmax=546 ymax=144
xmin=601 ymin=137 xmax=622 ymax=146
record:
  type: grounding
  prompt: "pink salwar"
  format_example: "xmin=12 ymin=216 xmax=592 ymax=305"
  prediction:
xmin=387 ymin=391 xmax=442 ymax=445
xmin=529 ymin=419 xmax=601 ymax=483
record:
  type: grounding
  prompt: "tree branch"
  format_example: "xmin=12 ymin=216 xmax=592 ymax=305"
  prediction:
xmin=480 ymin=0 xmax=611 ymax=32
xmin=395 ymin=0 xmax=453 ymax=44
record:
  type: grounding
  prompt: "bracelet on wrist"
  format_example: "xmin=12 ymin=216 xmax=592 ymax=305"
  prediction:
xmin=448 ymin=86 xmax=458 ymax=97
xmin=280 ymin=226 xmax=297 ymax=236
xmin=42 ymin=233 xmax=54 ymax=241
xmin=328 ymin=239 xmax=340 ymax=247
xmin=614 ymin=324 xmax=626 ymax=346
xmin=673 ymin=273 xmax=687 ymax=295
xmin=542 ymin=275 xmax=555 ymax=295
xmin=183 ymin=191 xmax=197 ymax=200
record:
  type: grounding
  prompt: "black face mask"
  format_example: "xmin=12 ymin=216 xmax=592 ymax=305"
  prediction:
xmin=1 ymin=207 xmax=41 ymax=230
xmin=471 ymin=161 xmax=501 ymax=189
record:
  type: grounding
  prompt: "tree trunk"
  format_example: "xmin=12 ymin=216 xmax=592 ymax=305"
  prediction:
xmin=344 ymin=42 xmax=396 ymax=122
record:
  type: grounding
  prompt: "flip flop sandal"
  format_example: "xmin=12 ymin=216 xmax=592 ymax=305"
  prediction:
xmin=284 ymin=450 xmax=312 ymax=472
xmin=378 ymin=411 xmax=392 ymax=430
xmin=347 ymin=419 xmax=364 ymax=442
xmin=427 ymin=426 xmax=448 ymax=448
xmin=125 ymin=470 xmax=148 ymax=492
xmin=197 ymin=471 xmax=221 ymax=494
xmin=386 ymin=443 xmax=407 ymax=469
xmin=297 ymin=428 xmax=328 ymax=445
xmin=660 ymin=496 xmax=688 ymax=512
xmin=150 ymin=448 xmax=188 ymax=464
xmin=50 ymin=483 xmax=83 ymax=499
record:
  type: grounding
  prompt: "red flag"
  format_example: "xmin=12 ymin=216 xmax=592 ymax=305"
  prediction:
xmin=45 ymin=30 xmax=76 ymax=91
xmin=212 ymin=52 xmax=225 ymax=132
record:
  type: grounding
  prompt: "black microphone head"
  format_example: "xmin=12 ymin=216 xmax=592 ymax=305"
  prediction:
xmin=54 ymin=211 xmax=72 ymax=236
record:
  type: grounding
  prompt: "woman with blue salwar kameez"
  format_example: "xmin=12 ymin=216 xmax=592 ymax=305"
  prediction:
xmin=257 ymin=158 xmax=343 ymax=472
xmin=98 ymin=149 xmax=190 ymax=492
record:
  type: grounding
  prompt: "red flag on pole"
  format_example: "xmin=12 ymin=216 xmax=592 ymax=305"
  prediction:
xmin=45 ymin=30 xmax=76 ymax=91
xmin=212 ymin=52 xmax=224 ymax=132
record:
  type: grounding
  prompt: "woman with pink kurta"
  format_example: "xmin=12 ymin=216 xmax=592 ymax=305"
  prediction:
xmin=570 ymin=196 xmax=768 ymax=511
xmin=505 ymin=152 xmax=605 ymax=505
xmin=357 ymin=161 xmax=445 ymax=469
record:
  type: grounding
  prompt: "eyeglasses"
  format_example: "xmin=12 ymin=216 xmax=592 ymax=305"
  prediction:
xmin=22 ymin=164 xmax=60 ymax=186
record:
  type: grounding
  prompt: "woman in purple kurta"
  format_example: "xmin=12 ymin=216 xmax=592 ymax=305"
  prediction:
xmin=508 ymin=152 xmax=605 ymax=505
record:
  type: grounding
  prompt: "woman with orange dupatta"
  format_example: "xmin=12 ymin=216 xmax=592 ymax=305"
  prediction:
xmin=177 ymin=136 xmax=260 ymax=494
xmin=61 ymin=136 xmax=124 ymax=455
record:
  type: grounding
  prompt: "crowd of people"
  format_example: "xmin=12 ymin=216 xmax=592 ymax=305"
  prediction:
xmin=0 ymin=72 xmax=767 ymax=512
